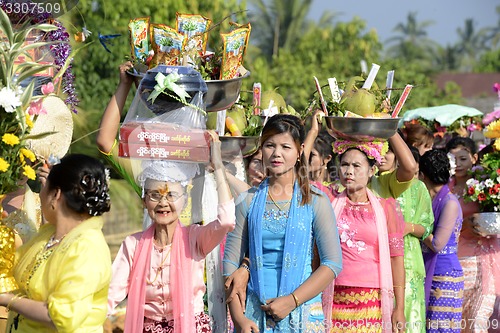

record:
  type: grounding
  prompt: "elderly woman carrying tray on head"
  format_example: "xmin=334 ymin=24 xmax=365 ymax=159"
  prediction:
xmin=97 ymin=61 xmax=233 ymax=332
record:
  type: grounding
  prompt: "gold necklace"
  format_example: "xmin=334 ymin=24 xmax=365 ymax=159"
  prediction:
xmin=146 ymin=244 xmax=172 ymax=285
xmin=268 ymin=191 xmax=291 ymax=211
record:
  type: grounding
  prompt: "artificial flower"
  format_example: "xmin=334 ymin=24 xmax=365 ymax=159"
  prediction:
xmin=25 ymin=115 xmax=34 ymax=129
xmin=0 ymin=87 xmax=21 ymax=113
xmin=2 ymin=133 xmax=20 ymax=146
xmin=41 ymin=82 xmax=54 ymax=95
xmin=332 ymin=140 xmax=389 ymax=164
xmin=447 ymin=153 xmax=456 ymax=177
xmin=22 ymin=165 xmax=36 ymax=180
xmin=485 ymin=120 xmax=500 ymax=139
xmin=0 ymin=1 xmax=79 ymax=113
xmin=495 ymin=140 xmax=500 ymax=152
xmin=494 ymin=83 xmax=500 ymax=93
xmin=20 ymin=148 xmax=36 ymax=163
xmin=0 ymin=158 xmax=9 ymax=172
xmin=465 ymin=142 xmax=500 ymax=211
xmin=28 ymin=98 xmax=47 ymax=116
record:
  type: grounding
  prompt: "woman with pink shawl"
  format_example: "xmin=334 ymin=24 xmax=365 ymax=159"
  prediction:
xmin=323 ymin=140 xmax=406 ymax=333
xmin=107 ymin=133 xmax=235 ymax=333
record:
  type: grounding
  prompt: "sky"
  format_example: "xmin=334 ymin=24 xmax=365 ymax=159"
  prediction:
xmin=307 ymin=0 xmax=499 ymax=46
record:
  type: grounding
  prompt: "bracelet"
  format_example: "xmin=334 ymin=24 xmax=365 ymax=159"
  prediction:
xmin=240 ymin=263 xmax=250 ymax=273
xmin=291 ymin=292 xmax=300 ymax=308
xmin=393 ymin=285 xmax=404 ymax=288
xmin=6 ymin=294 xmax=23 ymax=311
xmin=411 ymin=223 xmax=415 ymax=234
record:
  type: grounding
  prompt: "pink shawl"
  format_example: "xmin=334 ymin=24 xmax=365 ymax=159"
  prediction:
xmin=124 ymin=221 xmax=194 ymax=333
xmin=323 ymin=189 xmax=394 ymax=333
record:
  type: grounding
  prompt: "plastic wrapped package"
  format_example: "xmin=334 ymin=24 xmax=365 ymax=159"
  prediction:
xmin=119 ymin=65 xmax=212 ymax=225
xmin=119 ymin=65 xmax=210 ymax=162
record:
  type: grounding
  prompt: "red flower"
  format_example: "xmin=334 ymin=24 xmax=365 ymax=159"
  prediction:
xmin=496 ymin=169 xmax=500 ymax=176
xmin=478 ymin=193 xmax=487 ymax=201
xmin=468 ymin=187 xmax=476 ymax=195
xmin=495 ymin=184 xmax=500 ymax=191
xmin=489 ymin=187 xmax=498 ymax=195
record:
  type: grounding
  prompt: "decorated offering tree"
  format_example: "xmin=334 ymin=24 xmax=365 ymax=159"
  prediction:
xmin=0 ymin=6 xmax=63 ymax=293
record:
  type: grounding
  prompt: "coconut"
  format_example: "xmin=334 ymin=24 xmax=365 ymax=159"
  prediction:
xmin=261 ymin=90 xmax=286 ymax=112
xmin=341 ymin=88 xmax=376 ymax=117
xmin=206 ymin=112 xmax=218 ymax=130
xmin=225 ymin=105 xmax=247 ymax=133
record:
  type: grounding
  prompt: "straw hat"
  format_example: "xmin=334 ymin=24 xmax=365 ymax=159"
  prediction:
xmin=26 ymin=96 xmax=73 ymax=160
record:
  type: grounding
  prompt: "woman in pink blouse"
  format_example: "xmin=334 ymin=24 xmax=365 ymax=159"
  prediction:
xmin=107 ymin=133 xmax=235 ymax=333
xmin=323 ymin=140 xmax=406 ymax=333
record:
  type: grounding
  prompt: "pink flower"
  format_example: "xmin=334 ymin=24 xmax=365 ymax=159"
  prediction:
xmin=483 ymin=109 xmax=500 ymax=125
xmin=41 ymin=82 xmax=54 ymax=95
xmin=28 ymin=98 xmax=47 ymax=115
xmin=493 ymin=83 xmax=500 ymax=93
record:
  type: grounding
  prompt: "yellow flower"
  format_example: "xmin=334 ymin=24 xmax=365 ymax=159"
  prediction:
xmin=26 ymin=115 xmax=34 ymax=129
xmin=22 ymin=165 xmax=36 ymax=180
xmin=494 ymin=140 xmax=500 ymax=152
xmin=0 ymin=158 xmax=9 ymax=172
xmin=20 ymin=148 xmax=36 ymax=163
xmin=485 ymin=120 xmax=500 ymax=139
xmin=2 ymin=133 xmax=20 ymax=146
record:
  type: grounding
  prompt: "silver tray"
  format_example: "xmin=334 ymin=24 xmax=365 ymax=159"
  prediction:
xmin=205 ymin=71 xmax=251 ymax=112
xmin=325 ymin=116 xmax=400 ymax=141
xmin=220 ymin=135 xmax=260 ymax=160
xmin=471 ymin=212 xmax=500 ymax=236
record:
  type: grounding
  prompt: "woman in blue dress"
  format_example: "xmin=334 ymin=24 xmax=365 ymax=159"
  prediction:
xmin=223 ymin=114 xmax=343 ymax=332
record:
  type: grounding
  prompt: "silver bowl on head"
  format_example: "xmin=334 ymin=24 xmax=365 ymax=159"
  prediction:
xmin=325 ymin=116 xmax=401 ymax=141
xmin=471 ymin=212 xmax=500 ymax=236
xmin=205 ymin=71 xmax=251 ymax=112
xmin=220 ymin=135 xmax=260 ymax=160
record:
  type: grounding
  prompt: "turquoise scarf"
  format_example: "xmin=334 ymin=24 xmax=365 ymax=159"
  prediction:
xmin=248 ymin=178 xmax=313 ymax=304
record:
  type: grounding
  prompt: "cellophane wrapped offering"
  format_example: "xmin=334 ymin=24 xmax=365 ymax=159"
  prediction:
xmin=119 ymin=65 xmax=210 ymax=162
xmin=150 ymin=24 xmax=185 ymax=68
xmin=128 ymin=17 xmax=150 ymax=62
xmin=220 ymin=22 xmax=251 ymax=80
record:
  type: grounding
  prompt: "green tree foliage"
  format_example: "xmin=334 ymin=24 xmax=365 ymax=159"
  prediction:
xmin=474 ymin=48 xmax=500 ymax=72
xmin=248 ymin=0 xmax=313 ymax=60
xmin=244 ymin=17 xmax=383 ymax=112
xmin=485 ymin=5 xmax=500 ymax=48
xmin=455 ymin=19 xmax=489 ymax=72
xmin=385 ymin=11 xmax=438 ymax=67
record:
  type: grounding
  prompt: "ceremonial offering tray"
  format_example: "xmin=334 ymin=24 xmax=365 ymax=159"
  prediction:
xmin=325 ymin=116 xmax=400 ymax=141
xmin=220 ymin=135 xmax=260 ymax=159
xmin=205 ymin=70 xmax=251 ymax=112
xmin=471 ymin=212 xmax=500 ymax=236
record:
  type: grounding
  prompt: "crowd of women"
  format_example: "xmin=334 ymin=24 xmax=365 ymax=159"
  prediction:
xmin=0 ymin=63 xmax=499 ymax=333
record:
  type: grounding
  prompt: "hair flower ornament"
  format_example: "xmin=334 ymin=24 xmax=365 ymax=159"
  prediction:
xmin=332 ymin=140 xmax=389 ymax=164
xmin=447 ymin=152 xmax=456 ymax=177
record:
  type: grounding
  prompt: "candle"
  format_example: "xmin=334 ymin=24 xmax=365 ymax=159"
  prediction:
xmin=391 ymin=85 xmax=413 ymax=118
xmin=362 ymin=63 xmax=380 ymax=90
xmin=386 ymin=70 xmax=394 ymax=98
xmin=328 ymin=78 xmax=341 ymax=103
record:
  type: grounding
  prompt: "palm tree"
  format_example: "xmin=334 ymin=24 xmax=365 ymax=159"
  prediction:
xmin=455 ymin=18 xmax=489 ymax=71
xmin=485 ymin=5 xmax=500 ymax=48
xmin=248 ymin=0 xmax=313 ymax=60
xmin=385 ymin=11 xmax=438 ymax=65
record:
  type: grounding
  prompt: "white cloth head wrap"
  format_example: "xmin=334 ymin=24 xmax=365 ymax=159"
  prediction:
xmin=138 ymin=160 xmax=200 ymax=188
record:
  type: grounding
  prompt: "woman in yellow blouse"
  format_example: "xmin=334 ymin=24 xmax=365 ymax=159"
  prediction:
xmin=0 ymin=154 xmax=112 ymax=332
